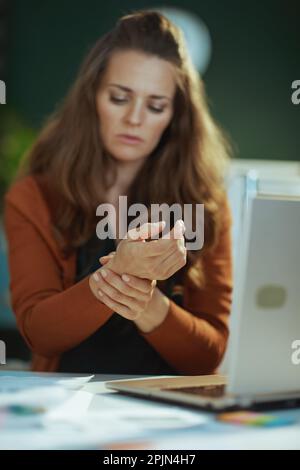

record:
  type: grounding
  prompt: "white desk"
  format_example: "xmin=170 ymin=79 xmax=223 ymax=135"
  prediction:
xmin=0 ymin=371 xmax=300 ymax=450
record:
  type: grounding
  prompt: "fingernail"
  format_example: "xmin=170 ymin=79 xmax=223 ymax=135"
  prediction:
xmin=93 ymin=272 xmax=99 ymax=281
xmin=101 ymin=269 xmax=107 ymax=278
xmin=122 ymin=274 xmax=130 ymax=282
xmin=98 ymin=289 xmax=103 ymax=297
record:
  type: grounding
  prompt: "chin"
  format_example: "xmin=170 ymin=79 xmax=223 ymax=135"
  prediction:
xmin=110 ymin=148 xmax=147 ymax=164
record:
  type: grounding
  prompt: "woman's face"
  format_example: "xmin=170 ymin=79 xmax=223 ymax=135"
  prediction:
xmin=96 ymin=50 xmax=176 ymax=164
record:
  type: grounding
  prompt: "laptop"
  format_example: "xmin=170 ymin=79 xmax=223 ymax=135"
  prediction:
xmin=106 ymin=192 xmax=300 ymax=410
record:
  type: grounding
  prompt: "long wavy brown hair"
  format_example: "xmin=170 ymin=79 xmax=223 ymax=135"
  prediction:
xmin=17 ymin=10 xmax=232 ymax=287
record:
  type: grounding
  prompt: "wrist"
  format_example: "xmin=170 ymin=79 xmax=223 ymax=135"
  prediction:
xmin=134 ymin=288 xmax=170 ymax=334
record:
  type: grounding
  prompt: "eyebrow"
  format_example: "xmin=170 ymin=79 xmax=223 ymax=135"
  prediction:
xmin=108 ymin=83 xmax=172 ymax=101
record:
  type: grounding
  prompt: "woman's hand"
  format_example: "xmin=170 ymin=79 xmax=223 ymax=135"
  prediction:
xmin=89 ymin=266 xmax=156 ymax=321
xmin=105 ymin=220 xmax=187 ymax=281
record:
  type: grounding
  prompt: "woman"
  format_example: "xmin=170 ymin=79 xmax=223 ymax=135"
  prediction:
xmin=4 ymin=11 xmax=233 ymax=375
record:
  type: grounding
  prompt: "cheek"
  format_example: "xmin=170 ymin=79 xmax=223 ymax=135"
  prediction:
xmin=97 ymin=99 xmax=119 ymax=137
xmin=148 ymin=113 xmax=172 ymax=143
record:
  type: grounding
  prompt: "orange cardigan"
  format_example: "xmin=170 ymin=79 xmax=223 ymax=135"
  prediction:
xmin=4 ymin=175 xmax=233 ymax=374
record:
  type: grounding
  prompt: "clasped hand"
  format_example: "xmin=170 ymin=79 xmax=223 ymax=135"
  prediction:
xmin=89 ymin=220 xmax=186 ymax=323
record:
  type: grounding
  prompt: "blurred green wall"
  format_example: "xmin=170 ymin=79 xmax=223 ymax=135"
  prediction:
xmin=6 ymin=0 xmax=300 ymax=161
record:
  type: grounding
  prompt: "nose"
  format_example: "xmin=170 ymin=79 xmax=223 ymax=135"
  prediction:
xmin=124 ymin=100 xmax=144 ymax=126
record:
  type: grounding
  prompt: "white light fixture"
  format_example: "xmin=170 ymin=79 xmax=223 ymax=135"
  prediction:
xmin=155 ymin=7 xmax=212 ymax=75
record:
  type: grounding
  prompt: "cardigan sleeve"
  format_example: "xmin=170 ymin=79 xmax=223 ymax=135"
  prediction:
xmin=139 ymin=199 xmax=233 ymax=375
xmin=4 ymin=198 xmax=114 ymax=358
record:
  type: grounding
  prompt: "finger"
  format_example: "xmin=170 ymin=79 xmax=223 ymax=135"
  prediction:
xmin=98 ymin=282 xmax=144 ymax=315
xmin=99 ymin=256 xmax=111 ymax=265
xmin=121 ymin=274 xmax=154 ymax=294
xmin=127 ymin=221 xmax=166 ymax=241
xmin=141 ymin=233 xmax=185 ymax=257
xmin=99 ymin=251 xmax=116 ymax=262
xmin=162 ymin=219 xmax=185 ymax=240
xmin=140 ymin=223 xmax=185 ymax=257
xmin=139 ymin=237 xmax=173 ymax=257
xmin=99 ymin=269 xmax=150 ymax=301
xmin=97 ymin=270 xmax=146 ymax=311
xmin=97 ymin=290 xmax=140 ymax=321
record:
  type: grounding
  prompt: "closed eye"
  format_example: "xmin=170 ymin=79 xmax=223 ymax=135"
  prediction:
xmin=110 ymin=95 xmax=128 ymax=104
xmin=148 ymin=106 xmax=165 ymax=114
xmin=110 ymin=95 xmax=165 ymax=114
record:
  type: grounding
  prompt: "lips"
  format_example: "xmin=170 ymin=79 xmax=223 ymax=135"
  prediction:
xmin=117 ymin=134 xmax=144 ymax=143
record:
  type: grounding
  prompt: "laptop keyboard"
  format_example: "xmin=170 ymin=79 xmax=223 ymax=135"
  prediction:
xmin=164 ymin=384 xmax=226 ymax=398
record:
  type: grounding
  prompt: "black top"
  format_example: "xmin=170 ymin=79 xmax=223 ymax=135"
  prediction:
xmin=58 ymin=234 xmax=180 ymax=375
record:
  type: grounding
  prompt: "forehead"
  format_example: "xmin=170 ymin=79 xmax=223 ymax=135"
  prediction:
xmin=102 ymin=49 xmax=176 ymax=98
